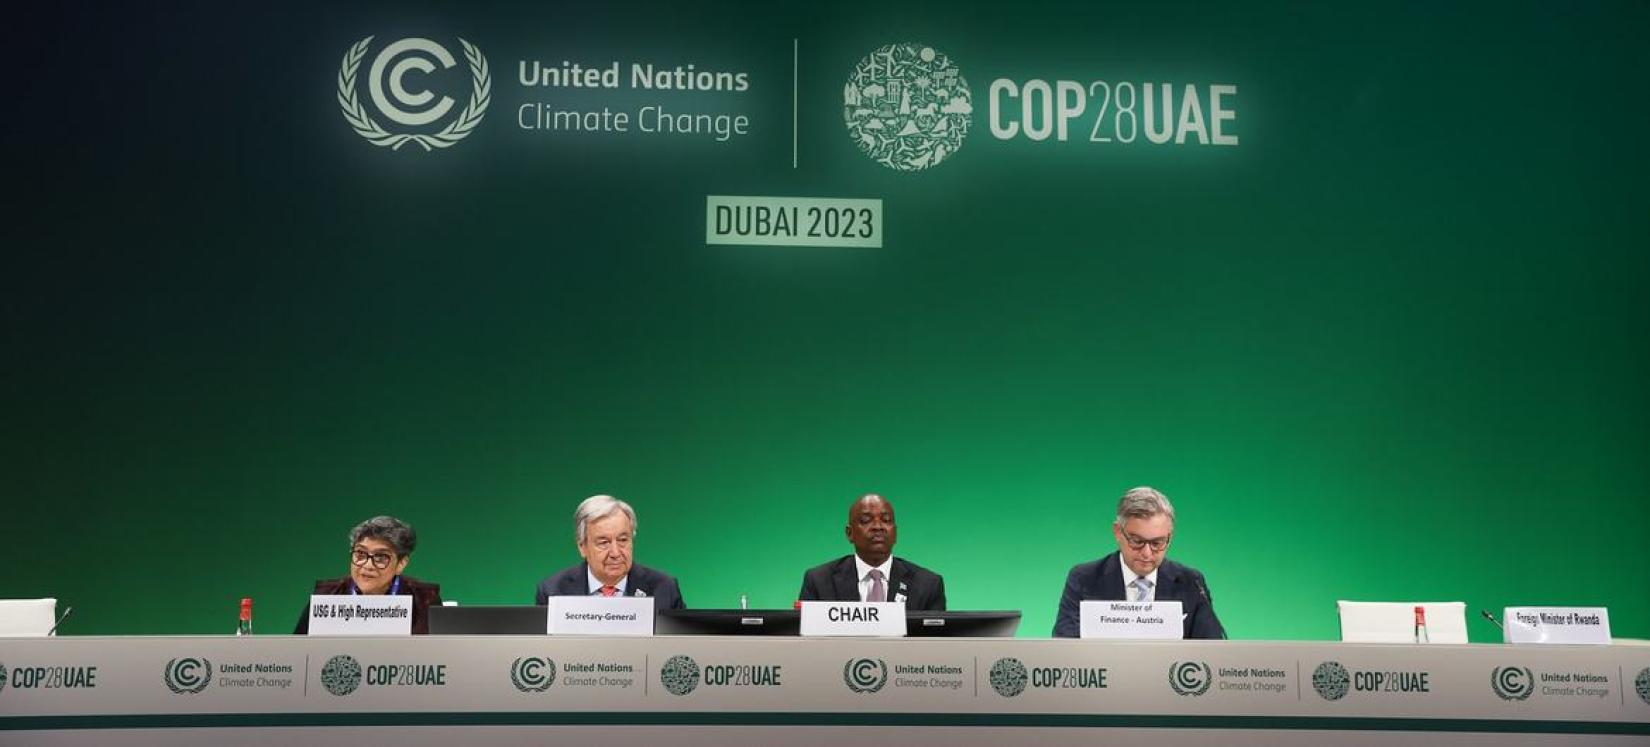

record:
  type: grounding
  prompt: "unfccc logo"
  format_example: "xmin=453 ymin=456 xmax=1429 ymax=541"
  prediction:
xmin=1168 ymin=661 xmax=1211 ymax=697
xmin=1491 ymin=666 xmax=1534 ymax=701
xmin=337 ymin=36 xmax=491 ymax=151
xmin=163 ymin=658 xmax=212 ymax=694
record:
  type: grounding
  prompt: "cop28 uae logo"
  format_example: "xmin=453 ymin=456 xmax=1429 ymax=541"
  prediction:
xmin=843 ymin=658 xmax=888 ymax=694
xmin=1168 ymin=661 xmax=1211 ymax=697
xmin=510 ymin=657 xmax=556 ymax=693
xmin=988 ymin=657 xmax=1028 ymax=697
xmin=844 ymin=43 xmax=972 ymax=172
xmin=337 ymin=36 xmax=491 ymax=151
xmin=1634 ymin=667 xmax=1650 ymax=705
xmin=1491 ymin=666 xmax=1534 ymax=701
xmin=320 ymin=654 xmax=363 ymax=696
xmin=1312 ymin=661 xmax=1351 ymax=701
xmin=163 ymin=658 xmax=212 ymax=694
xmin=660 ymin=655 xmax=700 ymax=696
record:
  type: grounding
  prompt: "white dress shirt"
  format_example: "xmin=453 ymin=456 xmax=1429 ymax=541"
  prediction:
xmin=853 ymin=554 xmax=894 ymax=602
xmin=1118 ymin=558 xmax=1159 ymax=602
xmin=586 ymin=567 xmax=627 ymax=596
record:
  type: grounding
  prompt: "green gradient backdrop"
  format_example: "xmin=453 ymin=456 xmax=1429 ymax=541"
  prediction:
xmin=3 ymin=2 xmax=1646 ymax=641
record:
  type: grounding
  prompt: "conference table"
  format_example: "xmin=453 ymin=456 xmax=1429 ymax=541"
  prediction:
xmin=2 ymin=633 xmax=1647 ymax=746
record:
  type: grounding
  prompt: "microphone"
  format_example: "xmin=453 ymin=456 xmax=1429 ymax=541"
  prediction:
xmin=1192 ymin=575 xmax=1227 ymax=640
xmin=1479 ymin=609 xmax=1504 ymax=631
xmin=48 ymin=605 xmax=74 ymax=636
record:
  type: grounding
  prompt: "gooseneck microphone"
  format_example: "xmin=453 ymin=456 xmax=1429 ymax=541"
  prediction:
xmin=48 ymin=605 xmax=74 ymax=636
xmin=1192 ymin=576 xmax=1227 ymax=640
xmin=1479 ymin=609 xmax=1504 ymax=631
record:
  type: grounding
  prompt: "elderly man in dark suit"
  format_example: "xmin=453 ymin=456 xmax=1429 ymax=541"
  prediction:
xmin=1053 ymin=486 xmax=1225 ymax=639
xmin=535 ymin=495 xmax=684 ymax=610
xmin=798 ymin=493 xmax=946 ymax=610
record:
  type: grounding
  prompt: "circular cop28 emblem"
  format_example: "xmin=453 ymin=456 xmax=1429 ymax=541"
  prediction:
xmin=1491 ymin=666 xmax=1534 ymax=702
xmin=511 ymin=657 xmax=556 ymax=693
xmin=988 ymin=657 xmax=1028 ymax=697
xmin=1168 ymin=661 xmax=1211 ymax=697
xmin=1312 ymin=661 xmax=1351 ymax=701
xmin=843 ymin=42 xmax=972 ymax=172
xmin=337 ymin=36 xmax=491 ymax=152
xmin=163 ymin=658 xmax=212 ymax=694
xmin=843 ymin=658 xmax=888 ymax=694
xmin=1635 ymin=667 xmax=1650 ymax=705
xmin=660 ymin=655 xmax=700 ymax=696
xmin=320 ymin=655 xmax=363 ymax=697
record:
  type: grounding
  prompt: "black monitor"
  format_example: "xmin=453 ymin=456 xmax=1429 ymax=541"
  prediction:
xmin=656 ymin=609 xmax=801 ymax=636
xmin=427 ymin=605 xmax=546 ymax=635
xmin=905 ymin=610 xmax=1021 ymax=637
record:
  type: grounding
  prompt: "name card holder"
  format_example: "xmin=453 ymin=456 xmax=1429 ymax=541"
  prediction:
xmin=1504 ymin=606 xmax=1611 ymax=645
xmin=799 ymin=601 xmax=906 ymax=637
xmin=307 ymin=594 xmax=413 ymax=636
xmin=547 ymin=596 xmax=655 ymax=636
xmin=1079 ymin=600 xmax=1183 ymax=639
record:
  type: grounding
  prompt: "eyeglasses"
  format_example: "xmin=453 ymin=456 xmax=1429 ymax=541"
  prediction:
xmin=350 ymin=549 xmax=397 ymax=569
xmin=1121 ymin=532 xmax=1171 ymax=553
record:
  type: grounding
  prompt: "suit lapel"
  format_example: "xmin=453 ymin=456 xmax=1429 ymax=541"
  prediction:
xmin=887 ymin=559 xmax=910 ymax=603
xmin=561 ymin=564 xmax=591 ymax=596
xmin=1099 ymin=553 xmax=1125 ymax=601
xmin=833 ymin=556 xmax=861 ymax=601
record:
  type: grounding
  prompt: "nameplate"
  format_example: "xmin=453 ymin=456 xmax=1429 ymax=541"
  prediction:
xmin=306 ymin=594 xmax=412 ymax=636
xmin=546 ymin=596 xmax=654 ymax=636
xmin=1079 ymin=601 xmax=1184 ymax=639
xmin=1503 ymin=606 xmax=1611 ymax=645
xmin=799 ymin=601 xmax=906 ymax=637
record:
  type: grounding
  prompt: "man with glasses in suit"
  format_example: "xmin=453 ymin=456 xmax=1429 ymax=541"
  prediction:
xmin=1052 ymin=486 xmax=1226 ymax=639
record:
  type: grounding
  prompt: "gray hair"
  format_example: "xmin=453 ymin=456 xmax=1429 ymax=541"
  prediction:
xmin=1114 ymin=486 xmax=1176 ymax=526
xmin=348 ymin=515 xmax=417 ymax=556
xmin=574 ymin=495 xmax=637 ymax=546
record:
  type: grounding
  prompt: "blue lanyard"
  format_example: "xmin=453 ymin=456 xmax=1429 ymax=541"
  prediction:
xmin=351 ymin=576 xmax=401 ymax=596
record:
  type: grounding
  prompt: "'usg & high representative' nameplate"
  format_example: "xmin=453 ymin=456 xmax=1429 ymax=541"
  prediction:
xmin=1080 ymin=601 xmax=1183 ymax=639
xmin=547 ymin=596 xmax=655 ymax=636
xmin=306 ymin=594 xmax=412 ymax=636
xmin=1503 ymin=606 xmax=1611 ymax=645
xmin=799 ymin=601 xmax=906 ymax=637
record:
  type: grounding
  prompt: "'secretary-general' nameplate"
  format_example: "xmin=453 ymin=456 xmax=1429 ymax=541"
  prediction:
xmin=547 ymin=596 xmax=655 ymax=636
xmin=306 ymin=594 xmax=413 ymax=636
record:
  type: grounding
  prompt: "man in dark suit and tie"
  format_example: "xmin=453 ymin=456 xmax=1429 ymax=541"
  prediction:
xmin=798 ymin=493 xmax=946 ymax=610
xmin=535 ymin=494 xmax=685 ymax=610
xmin=1053 ymin=486 xmax=1225 ymax=639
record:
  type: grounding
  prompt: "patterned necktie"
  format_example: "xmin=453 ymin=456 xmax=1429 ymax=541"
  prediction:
xmin=867 ymin=569 xmax=886 ymax=603
xmin=600 ymin=585 xmax=617 ymax=597
xmin=1131 ymin=577 xmax=1154 ymax=602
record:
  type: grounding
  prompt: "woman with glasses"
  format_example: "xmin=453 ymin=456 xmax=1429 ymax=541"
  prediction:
xmin=294 ymin=515 xmax=444 ymax=635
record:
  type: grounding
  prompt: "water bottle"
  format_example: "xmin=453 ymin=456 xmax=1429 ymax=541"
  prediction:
xmin=1413 ymin=605 xmax=1429 ymax=644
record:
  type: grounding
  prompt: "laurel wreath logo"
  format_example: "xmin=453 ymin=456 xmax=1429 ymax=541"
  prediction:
xmin=1490 ymin=666 xmax=1534 ymax=701
xmin=1168 ymin=661 xmax=1212 ymax=697
xmin=843 ymin=658 xmax=888 ymax=694
xmin=510 ymin=657 xmax=555 ymax=693
xmin=163 ymin=657 xmax=212 ymax=694
xmin=336 ymin=36 xmax=491 ymax=151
